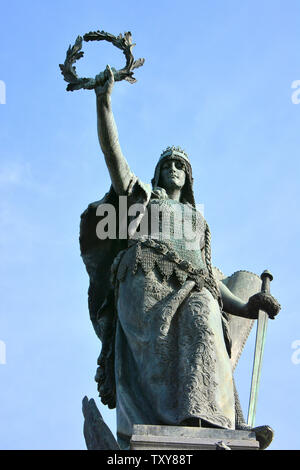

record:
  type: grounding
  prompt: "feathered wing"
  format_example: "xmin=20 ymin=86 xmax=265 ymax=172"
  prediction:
xmin=80 ymin=186 xmax=127 ymax=408
xmin=79 ymin=178 xmax=151 ymax=409
xmin=212 ymin=268 xmax=261 ymax=371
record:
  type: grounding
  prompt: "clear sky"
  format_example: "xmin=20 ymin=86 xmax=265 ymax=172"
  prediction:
xmin=0 ymin=0 xmax=300 ymax=450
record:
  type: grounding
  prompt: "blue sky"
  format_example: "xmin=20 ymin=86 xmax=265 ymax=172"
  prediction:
xmin=0 ymin=0 xmax=300 ymax=450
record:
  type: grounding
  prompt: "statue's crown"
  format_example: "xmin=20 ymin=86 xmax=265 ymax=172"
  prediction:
xmin=159 ymin=146 xmax=189 ymax=163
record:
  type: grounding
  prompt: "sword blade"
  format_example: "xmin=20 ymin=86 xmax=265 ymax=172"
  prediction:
xmin=247 ymin=309 xmax=268 ymax=427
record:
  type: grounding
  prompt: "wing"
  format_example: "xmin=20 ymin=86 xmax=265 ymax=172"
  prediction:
xmin=79 ymin=177 xmax=151 ymax=408
xmin=80 ymin=186 xmax=126 ymax=409
xmin=213 ymin=268 xmax=261 ymax=371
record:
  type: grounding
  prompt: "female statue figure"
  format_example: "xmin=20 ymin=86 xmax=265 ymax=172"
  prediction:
xmin=80 ymin=66 xmax=280 ymax=450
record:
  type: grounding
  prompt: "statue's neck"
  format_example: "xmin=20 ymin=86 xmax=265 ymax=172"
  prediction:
xmin=165 ymin=188 xmax=181 ymax=202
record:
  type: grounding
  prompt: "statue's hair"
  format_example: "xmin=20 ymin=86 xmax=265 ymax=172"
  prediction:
xmin=204 ymin=223 xmax=219 ymax=302
xmin=204 ymin=222 xmax=232 ymax=357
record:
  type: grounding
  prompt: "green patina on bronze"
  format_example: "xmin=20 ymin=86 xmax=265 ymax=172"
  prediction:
xmin=60 ymin=30 xmax=281 ymax=451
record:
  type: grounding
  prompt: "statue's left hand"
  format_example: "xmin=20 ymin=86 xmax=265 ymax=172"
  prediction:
xmin=246 ymin=292 xmax=281 ymax=320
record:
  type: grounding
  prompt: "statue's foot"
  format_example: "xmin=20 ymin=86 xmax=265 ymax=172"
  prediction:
xmin=236 ymin=423 xmax=274 ymax=450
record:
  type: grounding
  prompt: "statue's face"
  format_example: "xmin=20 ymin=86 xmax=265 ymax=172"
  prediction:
xmin=159 ymin=159 xmax=186 ymax=192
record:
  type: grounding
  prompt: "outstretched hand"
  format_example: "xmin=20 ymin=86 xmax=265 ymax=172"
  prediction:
xmin=246 ymin=292 xmax=281 ymax=320
xmin=95 ymin=65 xmax=115 ymax=98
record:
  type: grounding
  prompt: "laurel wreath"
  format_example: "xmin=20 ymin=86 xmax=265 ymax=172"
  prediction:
xmin=59 ymin=30 xmax=145 ymax=91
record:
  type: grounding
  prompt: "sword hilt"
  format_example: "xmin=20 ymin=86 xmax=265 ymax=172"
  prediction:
xmin=260 ymin=270 xmax=273 ymax=295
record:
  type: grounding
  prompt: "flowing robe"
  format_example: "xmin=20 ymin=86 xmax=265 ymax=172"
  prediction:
xmin=80 ymin=176 xmax=235 ymax=450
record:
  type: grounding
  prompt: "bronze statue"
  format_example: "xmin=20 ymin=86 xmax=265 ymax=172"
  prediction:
xmin=61 ymin=30 xmax=281 ymax=450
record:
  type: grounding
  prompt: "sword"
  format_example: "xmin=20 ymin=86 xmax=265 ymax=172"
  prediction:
xmin=247 ymin=269 xmax=273 ymax=428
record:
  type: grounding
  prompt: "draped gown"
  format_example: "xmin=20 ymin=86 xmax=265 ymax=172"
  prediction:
xmin=104 ymin=178 xmax=236 ymax=449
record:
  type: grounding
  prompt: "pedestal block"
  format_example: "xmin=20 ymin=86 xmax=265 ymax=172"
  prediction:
xmin=130 ymin=425 xmax=260 ymax=450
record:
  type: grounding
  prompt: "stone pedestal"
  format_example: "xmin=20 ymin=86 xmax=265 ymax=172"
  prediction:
xmin=130 ymin=425 xmax=260 ymax=450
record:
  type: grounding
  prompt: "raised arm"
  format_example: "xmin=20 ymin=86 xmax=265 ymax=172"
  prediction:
xmin=95 ymin=65 xmax=133 ymax=194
